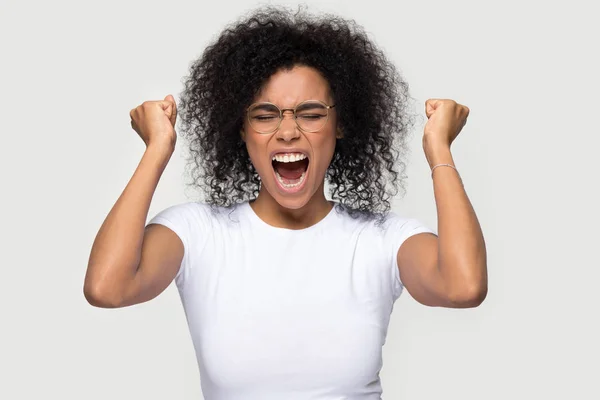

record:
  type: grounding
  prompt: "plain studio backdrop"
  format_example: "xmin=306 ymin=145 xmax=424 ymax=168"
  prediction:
xmin=1 ymin=0 xmax=598 ymax=398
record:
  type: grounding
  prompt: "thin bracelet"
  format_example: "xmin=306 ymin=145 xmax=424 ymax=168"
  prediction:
xmin=431 ymin=163 xmax=460 ymax=179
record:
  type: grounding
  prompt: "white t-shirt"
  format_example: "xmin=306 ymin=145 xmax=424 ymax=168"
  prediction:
xmin=148 ymin=201 xmax=434 ymax=400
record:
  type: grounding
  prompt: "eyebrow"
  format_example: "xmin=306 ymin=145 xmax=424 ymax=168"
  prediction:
xmin=295 ymin=102 xmax=326 ymax=111
xmin=251 ymin=102 xmax=328 ymax=111
xmin=250 ymin=103 xmax=280 ymax=112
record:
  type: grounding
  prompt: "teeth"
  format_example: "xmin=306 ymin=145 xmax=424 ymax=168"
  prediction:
xmin=272 ymin=153 xmax=307 ymax=163
xmin=275 ymin=171 xmax=306 ymax=188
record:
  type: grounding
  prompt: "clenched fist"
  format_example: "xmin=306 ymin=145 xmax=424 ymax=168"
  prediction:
xmin=423 ymin=99 xmax=469 ymax=151
xmin=130 ymin=94 xmax=178 ymax=152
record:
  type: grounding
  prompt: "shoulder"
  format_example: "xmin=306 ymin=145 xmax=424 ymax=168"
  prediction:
xmin=332 ymin=205 xmax=431 ymax=235
xmin=381 ymin=210 xmax=433 ymax=233
xmin=333 ymin=206 xmax=435 ymax=254
xmin=148 ymin=200 xmax=249 ymax=232
xmin=149 ymin=201 xmax=211 ymax=226
xmin=332 ymin=208 xmax=433 ymax=253
xmin=379 ymin=210 xmax=436 ymax=247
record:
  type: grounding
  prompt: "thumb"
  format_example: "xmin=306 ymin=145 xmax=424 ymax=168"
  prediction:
xmin=425 ymin=98 xmax=440 ymax=119
xmin=162 ymin=94 xmax=178 ymax=127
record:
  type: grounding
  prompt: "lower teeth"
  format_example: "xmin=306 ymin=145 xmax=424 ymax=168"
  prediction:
xmin=276 ymin=171 xmax=306 ymax=188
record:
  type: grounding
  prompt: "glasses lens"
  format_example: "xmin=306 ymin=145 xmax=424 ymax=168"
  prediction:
xmin=295 ymin=101 xmax=329 ymax=132
xmin=248 ymin=103 xmax=280 ymax=133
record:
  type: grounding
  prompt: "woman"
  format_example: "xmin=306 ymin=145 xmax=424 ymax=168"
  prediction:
xmin=84 ymin=6 xmax=487 ymax=399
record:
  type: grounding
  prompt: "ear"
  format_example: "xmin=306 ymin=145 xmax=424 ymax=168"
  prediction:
xmin=240 ymin=129 xmax=246 ymax=142
xmin=336 ymin=126 xmax=344 ymax=139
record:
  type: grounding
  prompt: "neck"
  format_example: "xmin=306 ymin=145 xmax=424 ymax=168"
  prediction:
xmin=250 ymin=183 xmax=333 ymax=229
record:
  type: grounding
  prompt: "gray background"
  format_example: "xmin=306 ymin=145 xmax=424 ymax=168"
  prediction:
xmin=1 ymin=0 xmax=598 ymax=398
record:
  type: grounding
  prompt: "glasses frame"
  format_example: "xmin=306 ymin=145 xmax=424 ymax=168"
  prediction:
xmin=246 ymin=100 xmax=336 ymax=134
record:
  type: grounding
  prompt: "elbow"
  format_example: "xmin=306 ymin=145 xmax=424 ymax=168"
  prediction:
xmin=447 ymin=282 xmax=488 ymax=308
xmin=442 ymin=256 xmax=488 ymax=308
xmin=83 ymin=281 xmax=125 ymax=309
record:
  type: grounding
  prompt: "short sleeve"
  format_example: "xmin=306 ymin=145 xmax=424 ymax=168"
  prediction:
xmin=146 ymin=202 xmax=207 ymax=289
xmin=382 ymin=213 xmax=436 ymax=300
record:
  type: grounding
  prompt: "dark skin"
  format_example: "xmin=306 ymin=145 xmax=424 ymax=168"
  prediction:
xmin=241 ymin=66 xmax=339 ymax=229
xmin=398 ymin=98 xmax=487 ymax=308
xmin=84 ymin=67 xmax=487 ymax=309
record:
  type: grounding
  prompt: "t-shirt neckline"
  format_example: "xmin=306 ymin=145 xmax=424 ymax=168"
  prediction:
xmin=242 ymin=201 xmax=339 ymax=233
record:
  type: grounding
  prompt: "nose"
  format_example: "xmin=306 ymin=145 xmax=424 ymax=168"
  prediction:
xmin=275 ymin=110 xmax=300 ymax=142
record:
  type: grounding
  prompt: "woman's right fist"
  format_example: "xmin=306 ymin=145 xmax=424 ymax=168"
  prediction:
xmin=130 ymin=94 xmax=178 ymax=151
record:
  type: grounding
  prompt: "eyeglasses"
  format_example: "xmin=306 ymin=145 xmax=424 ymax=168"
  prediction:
xmin=246 ymin=100 xmax=336 ymax=134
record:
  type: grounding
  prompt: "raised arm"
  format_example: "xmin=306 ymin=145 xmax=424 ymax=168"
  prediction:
xmin=397 ymin=99 xmax=488 ymax=308
xmin=83 ymin=95 xmax=183 ymax=308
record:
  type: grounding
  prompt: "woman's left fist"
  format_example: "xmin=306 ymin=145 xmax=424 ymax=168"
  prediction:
xmin=423 ymin=99 xmax=469 ymax=149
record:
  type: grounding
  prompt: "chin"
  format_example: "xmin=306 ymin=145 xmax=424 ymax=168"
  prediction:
xmin=271 ymin=191 xmax=313 ymax=210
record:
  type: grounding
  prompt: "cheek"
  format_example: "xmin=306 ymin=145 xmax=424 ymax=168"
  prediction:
xmin=245 ymin=138 xmax=270 ymax=174
xmin=313 ymin=134 xmax=338 ymax=167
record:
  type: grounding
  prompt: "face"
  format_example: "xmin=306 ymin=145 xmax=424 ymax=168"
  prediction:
xmin=242 ymin=65 xmax=340 ymax=210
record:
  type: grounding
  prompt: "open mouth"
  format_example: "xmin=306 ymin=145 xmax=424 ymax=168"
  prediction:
xmin=271 ymin=152 xmax=310 ymax=191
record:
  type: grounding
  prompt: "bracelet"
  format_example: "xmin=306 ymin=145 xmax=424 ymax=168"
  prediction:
xmin=431 ymin=163 xmax=460 ymax=179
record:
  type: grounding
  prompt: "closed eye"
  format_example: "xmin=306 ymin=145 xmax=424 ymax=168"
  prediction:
xmin=298 ymin=114 xmax=326 ymax=120
xmin=253 ymin=115 xmax=279 ymax=121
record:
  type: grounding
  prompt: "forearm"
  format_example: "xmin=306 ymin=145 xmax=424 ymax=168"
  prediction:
xmin=84 ymin=146 xmax=172 ymax=301
xmin=426 ymin=145 xmax=488 ymax=304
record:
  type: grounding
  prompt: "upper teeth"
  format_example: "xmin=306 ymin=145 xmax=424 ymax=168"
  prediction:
xmin=272 ymin=153 xmax=307 ymax=163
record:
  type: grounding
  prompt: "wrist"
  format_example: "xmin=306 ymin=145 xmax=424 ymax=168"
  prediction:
xmin=144 ymin=144 xmax=174 ymax=170
xmin=423 ymin=142 xmax=453 ymax=169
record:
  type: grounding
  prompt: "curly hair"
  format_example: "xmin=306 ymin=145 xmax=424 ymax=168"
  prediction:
xmin=178 ymin=5 xmax=416 ymax=218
